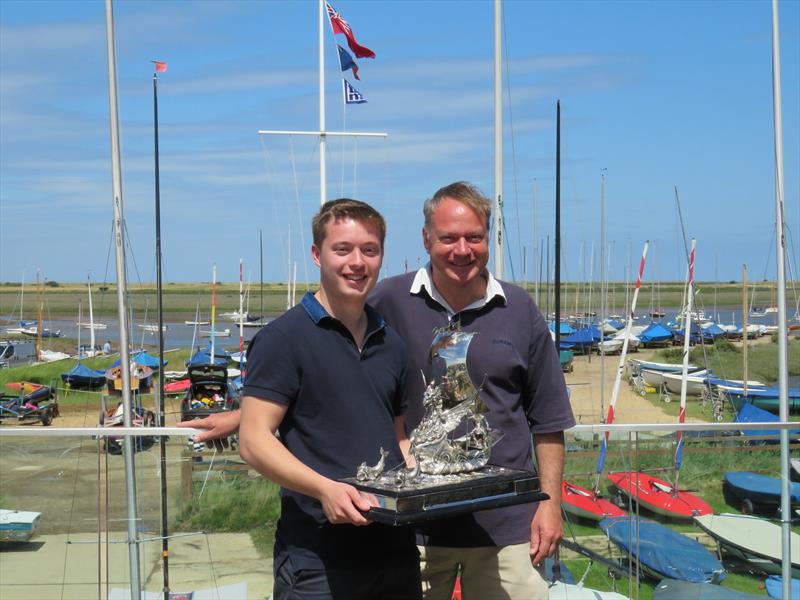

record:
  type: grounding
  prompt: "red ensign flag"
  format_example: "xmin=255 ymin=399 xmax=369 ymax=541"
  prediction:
xmin=153 ymin=61 xmax=167 ymax=73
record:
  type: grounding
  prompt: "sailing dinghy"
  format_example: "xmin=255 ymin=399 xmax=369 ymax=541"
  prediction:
xmin=694 ymin=513 xmax=800 ymax=578
xmin=607 ymin=471 xmax=712 ymax=519
xmin=600 ymin=516 xmax=725 ymax=583
xmin=723 ymin=472 xmax=800 ymax=514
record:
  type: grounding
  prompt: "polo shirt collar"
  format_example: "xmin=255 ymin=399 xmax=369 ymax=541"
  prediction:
xmin=300 ymin=291 xmax=385 ymax=334
xmin=410 ymin=264 xmax=506 ymax=316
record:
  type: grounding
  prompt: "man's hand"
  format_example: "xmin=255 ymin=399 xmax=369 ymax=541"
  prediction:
xmin=529 ymin=498 xmax=563 ymax=566
xmin=317 ymin=480 xmax=376 ymax=526
xmin=176 ymin=409 xmax=241 ymax=451
xmin=530 ymin=430 xmax=566 ymax=566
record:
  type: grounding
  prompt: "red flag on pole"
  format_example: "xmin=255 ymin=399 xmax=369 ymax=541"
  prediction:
xmin=153 ymin=61 xmax=167 ymax=73
xmin=325 ymin=2 xmax=375 ymax=59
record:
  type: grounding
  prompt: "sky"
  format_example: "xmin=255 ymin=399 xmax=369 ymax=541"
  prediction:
xmin=1 ymin=0 xmax=799 ymax=289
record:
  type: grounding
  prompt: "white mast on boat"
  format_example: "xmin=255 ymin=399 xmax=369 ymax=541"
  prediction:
xmin=673 ymin=238 xmax=695 ymax=493
xmin=87 ymin=274 xmax=96 ymax=354
xmin=104 ymin=0 xmax=141 ymax=595
xmin=770 ymin=0 xmax=791 ymax=593
xmin=258 ymin=0 xmax=386 ymax=206
xmin=493 ymin=0 xmax=504 ymax=278
xmin=238 ymin=258 xmax=245 ymax=360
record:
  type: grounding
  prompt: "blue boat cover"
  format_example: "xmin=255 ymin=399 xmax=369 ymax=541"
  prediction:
xmin=765 ymin=575 xmax=800 ymax=600
xmin=654 ymin=579 xmax=761 ymax=599
xmin=736 ymin=403 xmax=800 ymax=440
xmin=186 ymin=350 xmax=228 ymax=367
xmin=703 ymin=323 xmax=726 ymax=338
xmin=131 ymin=351 xmax=165 ymax=369
xmin=62 ymin=362 xmax=105 ymax=380
xmin=640 ymin=322 xmax=674 ymax=343
xmin=549 ymin=321 xmax=576 ymax=335
xmin=599 ymin=517 xmax=725 ymax=583
xmin=561 ymin=328 xmax=596 ymax=345
xmin=724 ymin=472 xmax=800 ymax=505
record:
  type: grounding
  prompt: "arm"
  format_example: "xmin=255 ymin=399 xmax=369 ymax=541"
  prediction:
xmin=175 ymin=409 xmax=241 ymax=451
xmin=238 ymin=395 xmax=374 ymax=526
xmin=529 ymin=431 xmax=565 ymax=566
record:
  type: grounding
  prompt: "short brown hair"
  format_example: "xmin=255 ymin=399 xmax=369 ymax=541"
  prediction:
xmin=312 ymin=198 xmax=387 ymax=248
xmin=423 ymin=182 xmax=491 ymax=230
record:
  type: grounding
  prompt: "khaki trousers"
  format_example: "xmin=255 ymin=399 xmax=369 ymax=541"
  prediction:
xmin=419 ymin=543 xmax=549 ymax=600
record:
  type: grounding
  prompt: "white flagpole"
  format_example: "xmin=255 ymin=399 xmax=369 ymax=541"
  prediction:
xmin=493 ymin=0 xmax=504 ymax=278
xmin=319 ymin=0 xmax=327 ymax=206
xmin=104 ymin=0 xmax=141 ymax=595
xmin=770 ymin=0 xmax=791 ymax=593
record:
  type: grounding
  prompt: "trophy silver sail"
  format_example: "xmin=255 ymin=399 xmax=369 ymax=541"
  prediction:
xmin=343 ymin=324 xmax=547 ymax=525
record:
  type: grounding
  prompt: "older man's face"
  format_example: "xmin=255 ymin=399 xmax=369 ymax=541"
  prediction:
xmin=423 ymin=197 xmax=489 ymax=289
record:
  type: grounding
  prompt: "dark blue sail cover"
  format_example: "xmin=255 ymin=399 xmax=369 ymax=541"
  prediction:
xmin=724 ymin=472 xmax=800 ymax=506
xmin=639 ymin=322 xmax=674 ymax=343
xmin=600 ymin=517 xmax=725 ymax=583
xmin=61 ymin=362 xmax=106 ymax=387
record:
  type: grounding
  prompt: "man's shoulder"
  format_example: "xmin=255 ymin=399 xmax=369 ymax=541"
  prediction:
xmin=370 ymin=272 xmax=415 ymax=304
xmin=497 ymin=279 xmax=535 ymax=306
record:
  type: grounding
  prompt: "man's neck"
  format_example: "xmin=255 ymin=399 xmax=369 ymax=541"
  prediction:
xmin=430 ymin=269 xmax=488 ymax=314
xmin=315 ymin=290 xmax=367 ymax=342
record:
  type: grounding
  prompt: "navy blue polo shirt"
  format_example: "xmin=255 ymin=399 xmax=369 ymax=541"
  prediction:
xmin=370 ymin=270 xmax=575 ymax=548
xmin=242 ymin=292 xmax=415 ymax=567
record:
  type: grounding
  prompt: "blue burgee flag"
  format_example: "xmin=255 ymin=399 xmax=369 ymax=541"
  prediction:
xmin=336 ymin=45 xmax=360 ymax=80
xmin=343 ymin=79 xmax=367 ymax=104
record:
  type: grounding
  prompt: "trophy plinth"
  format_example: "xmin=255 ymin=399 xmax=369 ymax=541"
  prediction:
xmin=343 ymin=324 xmax=547 ymax=526
xmin=344 ymin=466 xmax=547 ymax=526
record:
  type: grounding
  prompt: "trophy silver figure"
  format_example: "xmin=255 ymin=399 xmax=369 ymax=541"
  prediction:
xmin=345 ymin=323 xmax=547 ymax=525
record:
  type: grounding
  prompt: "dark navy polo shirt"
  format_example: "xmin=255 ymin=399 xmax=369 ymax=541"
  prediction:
xmin=370 ymin=271 xmax=575 ymax=548
xmin=242 ymin=292 xmax=415 ymax=567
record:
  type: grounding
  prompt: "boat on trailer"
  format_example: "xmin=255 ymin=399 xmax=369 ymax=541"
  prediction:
xmin=723 ymin=472 xmax=800 ymax=515
xmin=607 ymin=471 xmax=712 ymax=519
xmin=600 ymin=516 xmax=725 ymax=583
xmin=693 ymin=513 xmax=800 ymax=578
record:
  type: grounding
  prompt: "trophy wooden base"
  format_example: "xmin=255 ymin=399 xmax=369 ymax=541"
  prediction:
xmin=342 ymin=465 xmax=547 ymax=526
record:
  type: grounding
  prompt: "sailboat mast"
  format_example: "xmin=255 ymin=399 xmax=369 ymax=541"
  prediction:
xmin=210 ymin=264 xmax=217 ymax=365
xmin=239 ymin=258 xmax=245 ymax=357
xmin=493 ymin=0 xmax=504 ymax=278
xmin=35 ymin=270 xmax=42 ymax=361
xmin=769 ymin=0 xmax=791 ymax=591
xmin=319 ymin=0 xmax=327 ymax=205
xmin=599 ymin=171 xmax=606 ymax=417
xmin=674 ymin=239 xmax=696 ymax=492
xmin=554 ymin=101 xmax=561 ymax=352
xmin=104 ymin=0 xmax=141 ymax=594
xmin=743 ymin=264 xmax=749 ymax=395
xmin=151 ymin=61 xmax=170 ymax=600
xmin=87 ymin=275 xmax=96 ymax=352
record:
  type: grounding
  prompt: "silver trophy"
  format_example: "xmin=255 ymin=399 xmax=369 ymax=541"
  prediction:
xmin=343 ymin=323 xmax=546 ymax=525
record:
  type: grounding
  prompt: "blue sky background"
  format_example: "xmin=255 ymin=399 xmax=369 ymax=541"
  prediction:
xmin=1 ymin=0 xmax=798 ymax=289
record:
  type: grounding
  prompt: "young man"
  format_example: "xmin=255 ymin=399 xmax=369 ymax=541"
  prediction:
xmin=369 ymin=181 xmax=575 ymax=600
xmin=181 ymin=183 xmax=573 ymax=599
xmin=238 ymin=199 xmax=421 ymax=600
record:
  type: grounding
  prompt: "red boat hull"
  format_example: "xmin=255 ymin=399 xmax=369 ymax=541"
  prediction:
xmin=561 ymin=480 xmax=627 ymax=521
xmin=608 ymin=471 xmax=712 ymax=519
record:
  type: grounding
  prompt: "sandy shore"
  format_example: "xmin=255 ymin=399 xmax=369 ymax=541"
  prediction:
xmin=564 ymin=346 xmax=702 ymax=425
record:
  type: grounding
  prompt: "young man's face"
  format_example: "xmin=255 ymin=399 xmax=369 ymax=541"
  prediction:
xmin=312 ymin=217 xmax=383 ymax=303
xmin=423 ymin=197 xmax=489 ymax=289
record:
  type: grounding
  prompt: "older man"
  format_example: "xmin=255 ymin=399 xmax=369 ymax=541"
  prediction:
xmin=369 ymin=181 xmax=574 ymax=600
